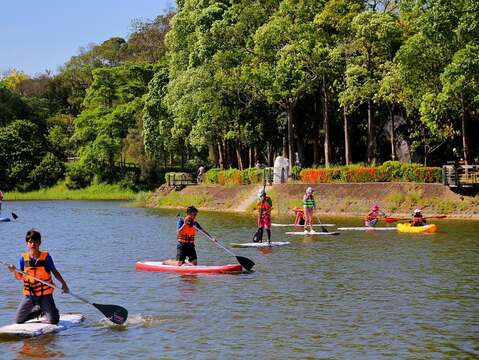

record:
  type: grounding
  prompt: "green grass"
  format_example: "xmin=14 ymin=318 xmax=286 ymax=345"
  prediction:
xmin=6 ymin=182 xmax=136 ymax=201
xmin=156 ymin=191 xmax=212 ymax=208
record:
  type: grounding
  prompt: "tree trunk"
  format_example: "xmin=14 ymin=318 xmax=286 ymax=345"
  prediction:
xmin=236 ymin=144 xmax=244 ymax=170
xmin=322 ymin=75 xmax=331 ymax=168
xmin=217 ymin=142 xmax=224 ymax=169
xmin=390 ymin=104 xmax=396 ymax=161
xmin=282 ymin=134 xmax=287 ymax=157
xmin=313 ymin=137 xmax=319 ymax=165
xmin=248 ymin=147 xmax=252 ymax=168
xmin=287 ymin=106 xmax=294 ymax=175
xmin=343 ymin=106 xmax=351 ymax=165
xmin=461 ymin=92 xmax=470 ymax=165
xmin=367 ymin=97 xmax=375 ymax=164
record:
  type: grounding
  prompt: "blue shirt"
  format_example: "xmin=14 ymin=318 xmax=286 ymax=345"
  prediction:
xmin=19 ymin=253 xmax=56 ymax=273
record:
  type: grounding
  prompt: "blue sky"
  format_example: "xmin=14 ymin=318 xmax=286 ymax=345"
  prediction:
xmin=0 ymin=0 xmax=175 ymax=76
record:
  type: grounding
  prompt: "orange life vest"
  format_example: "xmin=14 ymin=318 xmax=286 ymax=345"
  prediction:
xmin=412 ymin=215 xmax=425 ymax=226
xmin=177 ymin=222 xmax=196 ymax=244
xmin=365 ymin=211 xmax=377 ymax=221
xmin=22 ymin=251 xmax=54 ymax=296
xmin=257 ymin=196 xmax=272 ymax=216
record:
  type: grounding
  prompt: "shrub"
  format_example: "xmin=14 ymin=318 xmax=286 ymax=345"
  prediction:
xmin=291 ymin=166 xmax=302 ymax=180
xmin=65 ymin=162 xmax=93 ymax=189
xmin=242 ymin=168 xmax=264 ymax=184
xmin=30 ymin=153 xmax=65 ymax=188
xmin=218 ymin=168 xmax=242 ymax=185
xmin=300 ymin=168 xmax=339 ymax=183
xmin=204 ymin=168 xmax=222 ymax=184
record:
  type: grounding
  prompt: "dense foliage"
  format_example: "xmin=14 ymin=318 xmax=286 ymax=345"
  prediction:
xmin=1 ymin=1 xmax=477 ymax=192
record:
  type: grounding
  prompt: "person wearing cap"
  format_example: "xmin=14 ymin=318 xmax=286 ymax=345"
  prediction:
xmin=364 ymin=204 xmax=386 ymax=227
xmin=303 ymin=187 xmax=316 ymax=232
xmin=7 ymin=229 xmax=69 ymax=324
xmin=255 ymin=188 xmax=273 ymax=243
xmin=411 ymin=209 xmax=426 ymax=226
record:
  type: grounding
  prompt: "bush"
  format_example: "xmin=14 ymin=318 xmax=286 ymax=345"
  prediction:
xmin=30 ymin=153 xmax=65 ymax=188
xmin=204 ymin=168 xmax=222 ymax=184
xmin=242 ymin=168 xmax=264 ymax=184
xmin=291 ymin=166 xmax=302 ymax=180
xmin=218 ymin=168 xmax=242 ymax=185
xmin=65 ymin=162 xmax=93 ymax=189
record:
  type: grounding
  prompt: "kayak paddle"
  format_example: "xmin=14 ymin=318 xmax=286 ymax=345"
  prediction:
xmin=386 ymin=215 xmax=447 ymax=223
xmin=195 ymin=227 xmax=255 ymax=271
xmin=1 ymin=261 xmax=128 ymax=325
xmin=11 ymin=212 xmax=18 ymax=220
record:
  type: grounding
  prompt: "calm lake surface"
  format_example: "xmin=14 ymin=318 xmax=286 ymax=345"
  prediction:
xmin=0 ymin=201 xmax=478 ymax=359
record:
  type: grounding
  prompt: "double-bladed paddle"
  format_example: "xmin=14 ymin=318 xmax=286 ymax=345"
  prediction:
xmin=1 ymin=260 xmax=128 ymax=325
xmin=385 ymin=215 xmax=447 ymax=223
xmin=194 ymin=226 xmax=255 ymax=271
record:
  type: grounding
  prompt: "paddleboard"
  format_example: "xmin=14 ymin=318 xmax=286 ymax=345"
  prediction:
xmin=285 ymin=231 xmax=340 ymax=236
xmin=0 ymin=313 xmax=84 ymax=338
xmin=337 ymin=227 xmax=396 ymax=231
xmin=135 ymin=261 xmax=243 ymax=274
xmin=230 ymin=241 xmax=291 ymax=248
xmin=0 ymin=217 xmax=11 ymax=222
xmin=271 ymin=223 xmax=335 ymax=227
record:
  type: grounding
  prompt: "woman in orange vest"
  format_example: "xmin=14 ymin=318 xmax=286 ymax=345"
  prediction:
xmin=7 ymin=229 xmax=69 ymax=324
xmin=255 ymin=188 xmax=273 ymax=243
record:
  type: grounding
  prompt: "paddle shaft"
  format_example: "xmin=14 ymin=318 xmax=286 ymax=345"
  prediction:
xmin=0 ymin=261 xmax=92 ymax=305
xmin=195 ymin=227 xmax=236 ymax=257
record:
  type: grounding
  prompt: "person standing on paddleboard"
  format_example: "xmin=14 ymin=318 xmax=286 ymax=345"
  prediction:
xmin=303 ymin=187 xmax=316 ymax=232
xmin=0 ymin=190 xmax=3 ymax=213
xmin=256 ymin=189 xmax=272 ymax=243
xmin=7 ymin=229 xmax=69 ymax=325
xmin=364 ymin=204 xmax=386 ymax=228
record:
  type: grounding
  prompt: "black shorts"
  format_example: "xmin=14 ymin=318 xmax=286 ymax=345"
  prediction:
xmin=176 ymin=244 xmax=197 ymax=262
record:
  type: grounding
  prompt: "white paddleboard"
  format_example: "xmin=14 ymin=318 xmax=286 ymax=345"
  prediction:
xmin=271 ymin=223 xmax=335 ymax=227
xmin=0 ymin=313 xmax=84 ymax=338
xmin=230 ymin=241 xmax=291 ymax=248
xmin=286 ymin=231 xmax=340 ymax=236
xmin=337 ymin=227 xmax=396 ymax=231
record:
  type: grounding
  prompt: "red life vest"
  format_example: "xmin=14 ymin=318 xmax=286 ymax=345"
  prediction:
xmin=22 ymin=251 xmax=54 ymax=296
xmin=257 ymin=196 xmax=272 ymax=216
xmin=177 ymin=221 xmax=196 ymax=244
xmin=412 ymin=215 xmax=425 ymax=226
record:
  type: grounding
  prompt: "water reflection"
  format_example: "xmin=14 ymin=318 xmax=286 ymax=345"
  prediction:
xmin=18 ymin=335 xmax=64 ymax=359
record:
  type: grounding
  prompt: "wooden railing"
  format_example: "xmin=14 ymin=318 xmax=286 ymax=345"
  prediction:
xmin=166 ymin=173 xmax=197 ymax=187
xmin=442 ymin=165 xmax=479 ymax=188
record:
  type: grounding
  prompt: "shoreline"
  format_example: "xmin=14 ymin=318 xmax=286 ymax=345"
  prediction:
xmin=147 ymin=183 xmax=479 ymax=220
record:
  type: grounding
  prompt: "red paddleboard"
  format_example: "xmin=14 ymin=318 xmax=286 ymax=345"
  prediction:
xmin=135 ymin=261 xmax=242 ymax=274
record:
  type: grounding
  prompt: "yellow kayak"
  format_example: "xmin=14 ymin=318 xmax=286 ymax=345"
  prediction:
xmin=397 ymin=223 xmax=438 ymax=233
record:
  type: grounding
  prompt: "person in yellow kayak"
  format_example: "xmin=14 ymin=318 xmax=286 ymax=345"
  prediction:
xmin=303 ymin=187 xmax=316 ymax=232
xmin=7 ymin=229 xmax=69 ymax=325
xmin=410 ymin=209 xmax=426 ymax=226
xmin=364 ymin=204 xmax=386 ymax=227
xmin=255 ymin=188 xmax=272 ymax=243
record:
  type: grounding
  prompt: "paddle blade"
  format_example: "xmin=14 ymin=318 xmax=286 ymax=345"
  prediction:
xmin=92 ymin=303 xmax=128 ymax=325
xmin=11 ymin=212 xmax=18 ymax=220
xmin=236 ymin=256 xmax=255 ymax=271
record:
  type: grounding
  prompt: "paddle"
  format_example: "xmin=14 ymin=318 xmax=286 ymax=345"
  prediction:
xmin=11 ymin=212 xmax=18 ymax=220
xmin=385 ymin=215 xmax=447 ymax=223
xmin=194 ymin=226 xmax=255 ymax=271
xmin=1 ymin=261 xmax=128 ymax=325
xmin=316 ymin=213 xmax=329 ymax=233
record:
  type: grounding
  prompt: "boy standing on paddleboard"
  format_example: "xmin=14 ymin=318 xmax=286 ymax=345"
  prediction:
xmin=7 ymin=229 xmax=69 ymax=325
xmin=256 ymin=188 xmax=272 ymax=243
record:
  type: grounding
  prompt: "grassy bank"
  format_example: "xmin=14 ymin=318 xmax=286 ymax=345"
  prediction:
xmin=6 ymin=183 xmax=138 ymax=201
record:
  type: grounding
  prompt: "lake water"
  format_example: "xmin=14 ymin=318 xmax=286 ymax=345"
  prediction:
xmin=0 ymin=201 xmax=478 ymax=359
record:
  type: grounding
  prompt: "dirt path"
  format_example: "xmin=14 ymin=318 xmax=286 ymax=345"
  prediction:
xmin=235 ymin=185 xmax=271 ymax=212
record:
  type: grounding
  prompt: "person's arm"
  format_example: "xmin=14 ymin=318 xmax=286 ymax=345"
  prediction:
xmin=46 ymin=255 xmax=69 ymax=293
xmin=52 ymin=270 xmax=69 ymax=293
xmin=7 ymin=257 xmax=23 ymax=280
xmin=176 ymin=217 xmax=186 ymax=234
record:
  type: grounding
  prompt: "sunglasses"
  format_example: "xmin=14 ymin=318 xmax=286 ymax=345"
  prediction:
xmin=26 ymin=239 xmax=40 ymax=244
